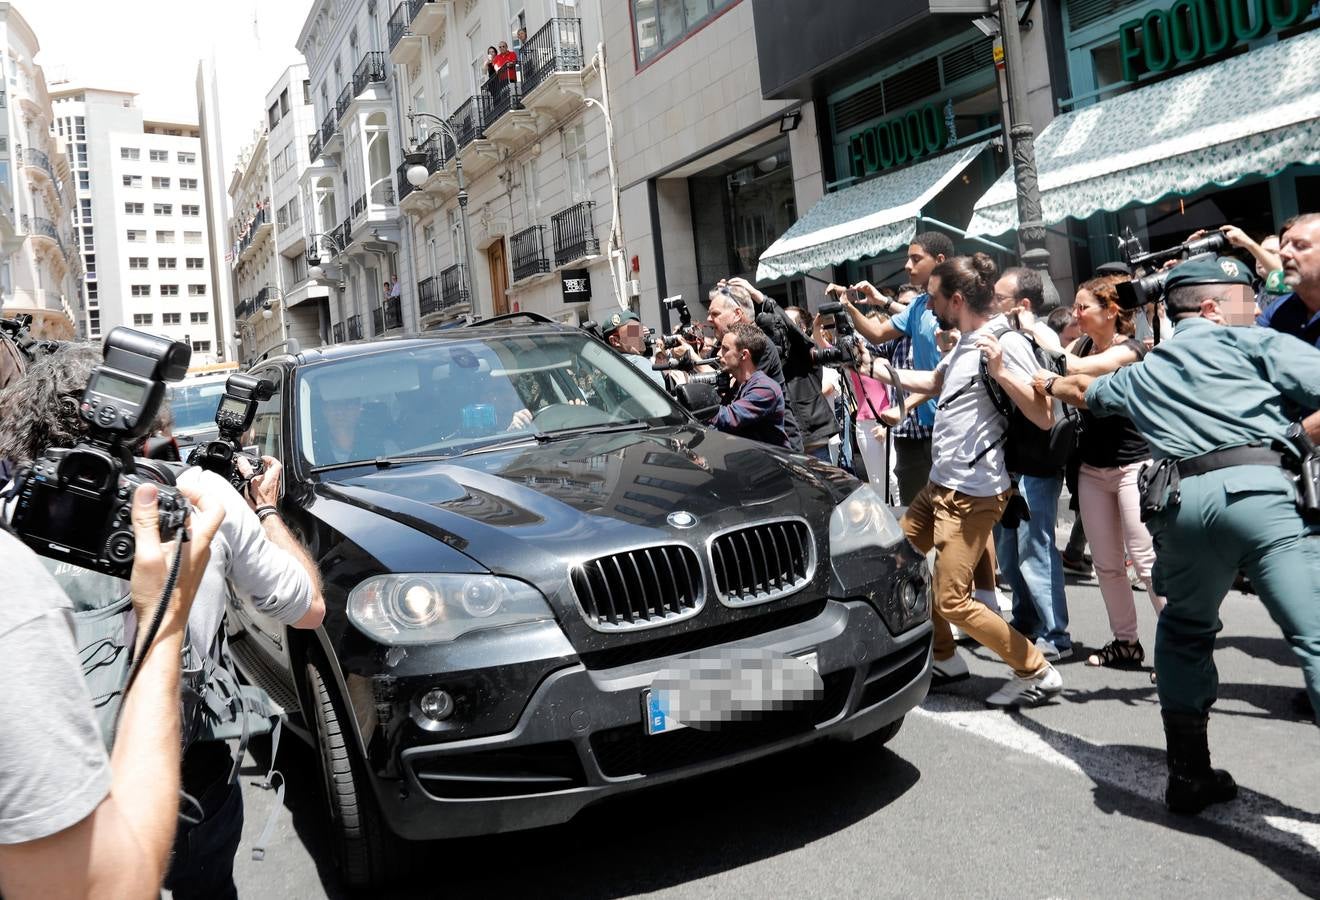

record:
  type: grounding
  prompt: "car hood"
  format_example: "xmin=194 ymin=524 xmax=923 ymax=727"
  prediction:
xmin=319 ymin=425 xmax=847 ymax=573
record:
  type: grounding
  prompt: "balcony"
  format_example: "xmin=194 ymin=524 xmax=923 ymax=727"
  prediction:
xmin=347 ymin=314 xmax=364 ymax=341
xmin=551 ymin=200 xmax=598 ymax=267
xmin=335 ymin=83 xmax=353 ymax=123
xmin=388 ymin=0 xmax=423 ymax=65
xmin=510 ymin=225 xmax=550 ymax=281
xmin=440 ymin=264 xmax=469 ymax=309
xmin=308 ymin=129 xmax=323 ymax=163
xmin=333 ymin=321 xmax=346 ymax=343
xmin=352 ymin=51 xmax=388 ymax=97
xmin=411 ymin=0 xmax=447 ymax=39
xmin=334 ymin=217 xmax=353 ymax=254
xmin=235 ymin=296 xmax=256 ymax=321
xmin=237 ymin=206 xmax=271 ymax=262
xmin=400 ymin=132 xmax=457 ymax=210
xmin=370 ymin=181 xmax=396 ymax=207
xmin=321 ymin=110 xmax=342 ymax=157
xmin=383 ymin=294 xmax=403 ymax=330
xmin=520 ymin=18 xmax=586 ymax=118
xmin=452 ymin=95 xmax=498 ymax=180
xmin=22 ymin=214 xmax=63 ymax=255
xmin=19 ymin=147 xmax=56 ymax=183
xmin=350 ymin=193 xmax=367 ymax=221
xmin=371 ymin=305 xmax=384 ymax=335
xmin=417 ymin=275 xmax=441 ymax=318
xmin=396 ymin=158 xmax=417 ymax=205
xmin=483 ymin=69 xmax=538 ymax=149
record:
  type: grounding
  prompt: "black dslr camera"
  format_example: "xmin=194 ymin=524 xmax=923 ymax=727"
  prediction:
xmin=10 ymin=327 xmax=192 ymax=578
xmin=186 ymin=373 xmax=275 ymax=493
xmin=809 ymin=302 xmax=862 ymax=367
xmin=1115 ymin=228 xmax=1231 ymax=311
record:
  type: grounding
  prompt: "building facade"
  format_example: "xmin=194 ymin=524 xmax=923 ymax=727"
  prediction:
xmin=3 ymin=4 xmax=79 ymax=339
xmin=49 ymin=85 xmax=219 ymax=362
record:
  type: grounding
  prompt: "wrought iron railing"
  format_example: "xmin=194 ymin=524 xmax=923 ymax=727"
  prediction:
xmin=320 ymin=110 xmax=337 ymax=146
xmin=333 ymin=321 xmax=346 ymax=343
xmin=396 ymin=159 xmax=416 ymax=201
xmin=351 ymin=194 xmax=367 ymax=220
xmin=418 ymin=275 xmax=441 ymax=316
xmin=371 ymin=181 xmax=395 ymax=206
xmin=19 ymin=147 xmax=56 ymax=180
xmin=238 ymin=206 xmax=268 ymax=255
xmin=511 ymin=224 xmax=550 ymax=280
xmin=551 ymin=200 xmax=598 ymax=266
xmin=451 ymin=95 xmax=489 ymax=148
xmin=387 ymin=0 xmax=420 ymax=49
xmin=352 ymin=51 xmax=387 ymax=96
xmin=309 ymin=129 xmax=323 ymax=161
xmin=485 ymin=67 xmax=522 ymax=122
xmin=521 ymin=18 xmax=584 ymax=97
xmin=440 ymin=264 xmax=468 ymax=308
xmin=336 ymin=83 xmax=353 ymax=121
xmin=235 ymin=296 xmax=256 ymax=320
xmin=371 ymin=306 xmax=384 ymax=334
xmin=347 ymin=314 xmax=363 ymax=341
xmin=383 ymin=295 xmax=403 ymax=329
xmin=333 ymin=218 xmax=353 ymax=254
xmin=23 ymin=214 xmax=62 ymax=247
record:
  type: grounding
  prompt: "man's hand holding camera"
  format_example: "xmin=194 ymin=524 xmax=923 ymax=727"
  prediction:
xmin=238 ymin=455 xmax=282 ymax=514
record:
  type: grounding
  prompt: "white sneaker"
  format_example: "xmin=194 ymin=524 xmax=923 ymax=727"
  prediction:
xmin=1034 ymin=637 xmax=1074 ymax=661
xmin=931 ymin=651 xmax=970 ymax=687
xmin=985 ymin=664 xmax=1063 ymax=708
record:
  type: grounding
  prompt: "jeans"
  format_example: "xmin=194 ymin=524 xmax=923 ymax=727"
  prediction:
xmin=994 ymin=474 xmax=1070 ymax=650
xmin=902 ymin=482 xmax=1047 ymax=678
xmin=165 ymin=743 xmax=243 ymax=900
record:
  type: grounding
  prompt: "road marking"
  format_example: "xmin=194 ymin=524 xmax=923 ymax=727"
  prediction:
xmin=914 ymin=693 xmax=1320 ymax=869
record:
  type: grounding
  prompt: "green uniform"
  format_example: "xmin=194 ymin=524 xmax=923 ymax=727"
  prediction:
xmin=1085 ymin=318 xmax=1320 ymax=721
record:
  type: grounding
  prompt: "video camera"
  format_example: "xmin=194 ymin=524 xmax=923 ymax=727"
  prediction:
xmin=1115 ymin=228 xmax=1231 ymax=311
xmin=652 ymin=354 xmax=719 ymax=373
xmin=186 ymin=373 xmax=274 ymax=493
xmin=10 ymin=327 xmax=192 ymax=578
xmin=809 ymin=302 xmax=862 ymax=367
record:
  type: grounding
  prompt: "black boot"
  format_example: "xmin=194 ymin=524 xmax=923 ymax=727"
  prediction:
xmin=1162 ymin=710 xmax=1237 ymax=815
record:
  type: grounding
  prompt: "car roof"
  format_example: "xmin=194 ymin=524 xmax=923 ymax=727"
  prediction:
xmin=261 ymin=320 xmax=586 ymax=371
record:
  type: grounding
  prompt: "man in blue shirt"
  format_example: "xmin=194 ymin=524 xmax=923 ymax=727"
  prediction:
xmin=1047 ymin=255 xmax=1320 ymax=816
xmin=841 ymin=231 xmax=953 ymax=504
xmin=708 ymin=323 xmax=789 ymax=449
xmin=1261 ymin=213 xmax=1320 ymax=348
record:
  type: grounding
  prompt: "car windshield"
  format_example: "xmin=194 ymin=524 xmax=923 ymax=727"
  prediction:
xmin=167 ymin=378 xmax=228 ymax=433
xmin=297 ymin=332 xmax=683 ymax=468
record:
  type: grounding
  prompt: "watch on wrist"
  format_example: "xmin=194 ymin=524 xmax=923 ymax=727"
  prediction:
xmin=1044 ymin=376 xmax=1058 ymax=397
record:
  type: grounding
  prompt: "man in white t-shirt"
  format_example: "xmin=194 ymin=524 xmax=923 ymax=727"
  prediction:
xmin=856 ymin=253 xmax=1064 ymax=707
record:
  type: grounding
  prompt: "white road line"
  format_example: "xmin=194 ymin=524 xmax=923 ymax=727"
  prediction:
xmin=914 ymin=693 xmax=1320 ymax=867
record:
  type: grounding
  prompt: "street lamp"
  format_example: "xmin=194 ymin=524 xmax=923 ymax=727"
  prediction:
xmin=405 ymin=109 xmax=481 ymax=316
xmin=304 ymin=230 xmax=346 ymax=282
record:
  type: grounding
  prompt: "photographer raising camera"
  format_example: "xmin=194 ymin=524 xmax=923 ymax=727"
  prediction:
xmin=706 ymin=323 xmax=790 ymax=449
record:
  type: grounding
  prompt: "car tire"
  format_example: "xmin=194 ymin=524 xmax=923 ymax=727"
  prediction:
xmin=306 ymin=659 xmax=393 ymax=890
xmin=864 ymin=715 xmax=904 ymax=747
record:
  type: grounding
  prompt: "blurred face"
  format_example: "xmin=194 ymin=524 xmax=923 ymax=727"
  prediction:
xmin=1281 ymin=219 xmax=1320 ymax=295
xmin=608 ymin=322 xmax=645 ymax=355
xmin=718 ymin=332 xmax=746 ymax=373
xmin=1072 ymin=289 xmax=1115 ymax=337
xmin=706 ymin=295 xmax=745 ymax=338
xmin=905 ymin=242 xmax=940 ymax=288
xmin=992 ymin=274 xmax=1020 ymax=316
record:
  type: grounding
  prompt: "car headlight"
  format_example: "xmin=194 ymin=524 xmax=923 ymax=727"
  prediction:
xmin=828 ymin=483 xmax=905 ymax=557
xmin=348 ymin=574 xmax=554 ymax=645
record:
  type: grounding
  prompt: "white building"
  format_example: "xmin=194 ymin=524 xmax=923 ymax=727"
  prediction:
xmin=49 ymin=85 xmax=219 ymax=363
xmin=297 ymin=0 xmax=407 ymax=344
xmin=3 ymin=3 xmax=79 ymax=339
xmin=386 ymin=0 xmax=624 ymax=328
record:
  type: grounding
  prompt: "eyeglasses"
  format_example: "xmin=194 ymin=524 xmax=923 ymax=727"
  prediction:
xmin=1072 ymin=303 xmax=1100 ymax=313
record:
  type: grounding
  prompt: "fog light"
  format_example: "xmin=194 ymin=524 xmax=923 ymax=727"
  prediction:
xmin=901 ymin=580 xmax=919 ymax=611
xmin=418 ymin=688 xmax=455 ymax=722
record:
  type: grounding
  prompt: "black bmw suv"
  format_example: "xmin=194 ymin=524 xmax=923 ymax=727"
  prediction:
xmin=228 ymin=316 xmax=932 ymax=888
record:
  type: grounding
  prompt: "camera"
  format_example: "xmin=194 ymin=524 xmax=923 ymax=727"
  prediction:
xmin=186 ymin=373 xmax=275 ymax=493
xmin=809 ymin=302 xmax=862 ymax=367
xmin=10 ymin=327 xmax=192 ymax=578
xmin=653 ymin=354 xmax=719 ymax=373
xmin=663 ymin=295 xmax=692 ymax=332
xmin=1115 ymin=228 xmax=1231 ymax=310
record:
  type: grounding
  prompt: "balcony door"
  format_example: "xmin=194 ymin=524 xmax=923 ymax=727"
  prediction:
xmin=487 ymin=238 xmax=509 ymax=317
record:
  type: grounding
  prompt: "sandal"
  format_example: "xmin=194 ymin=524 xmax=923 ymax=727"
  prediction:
xmin=1085 ymin=639 xmax=1145 ymax=669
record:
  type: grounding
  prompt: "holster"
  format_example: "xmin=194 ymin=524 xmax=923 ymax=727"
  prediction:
xmin=1137 ymin=458 xmax=1180 ymax=522
xmin=1285 ymin=423 xmax=1320 ymax=518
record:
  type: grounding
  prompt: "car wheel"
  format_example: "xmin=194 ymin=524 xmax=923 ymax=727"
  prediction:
xmin=305 ymin=659 xmax=393 ymax=890
xmin=864 ymin=715 xmax=904 ymax=747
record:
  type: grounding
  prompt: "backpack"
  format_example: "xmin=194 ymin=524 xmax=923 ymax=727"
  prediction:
xmin=940 ymin=321 xmax=1080 ymax=477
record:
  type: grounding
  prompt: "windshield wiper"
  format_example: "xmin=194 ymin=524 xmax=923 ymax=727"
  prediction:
xmin=533 ymin=420 xmax=652 ymax=442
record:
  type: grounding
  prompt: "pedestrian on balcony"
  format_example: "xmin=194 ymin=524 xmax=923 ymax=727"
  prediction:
xmin=494 ymin=42 xmax=519 ymax=82
xmin=484 ymin=46 xmax=499 ymax=80
xmin=387 ymin=274 xmax=400 ymax=300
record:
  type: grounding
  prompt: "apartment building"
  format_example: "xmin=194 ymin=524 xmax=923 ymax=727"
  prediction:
xmin=3 ymin=4 xmax=79 ymax=339
xmin=297 ymin=0 xmax=408 ymax=344
xmin=384 ymin=0 xmax=622 ymax=329
xmin=49 ymin=86 xmax=219 ymax=363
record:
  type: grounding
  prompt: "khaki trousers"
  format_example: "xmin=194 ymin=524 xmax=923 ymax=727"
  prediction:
xmin=902 ymin=482 xmax=1047 ymax=678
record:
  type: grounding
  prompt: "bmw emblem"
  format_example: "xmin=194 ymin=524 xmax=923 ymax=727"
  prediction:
xmin=667 ymin=511 xmax=698 ymax=528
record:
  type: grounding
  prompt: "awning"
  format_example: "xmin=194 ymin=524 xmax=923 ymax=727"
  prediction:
xmin=966 ymin=29 xmax=1320 ymax=237
xmin=756 ymin=140 xmax=990 ymax=282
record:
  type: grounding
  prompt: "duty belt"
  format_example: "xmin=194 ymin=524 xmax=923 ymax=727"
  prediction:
xmin=1175 ymin=444 xmax=1289 ymax=478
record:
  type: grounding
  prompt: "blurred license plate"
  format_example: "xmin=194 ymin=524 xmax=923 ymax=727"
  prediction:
xmin=643 ymin=650 xmax=819 ymax=736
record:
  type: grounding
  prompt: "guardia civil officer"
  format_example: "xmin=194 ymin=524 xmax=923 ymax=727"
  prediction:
xmin=1044 ymin=256 xmax=1320 ymax=816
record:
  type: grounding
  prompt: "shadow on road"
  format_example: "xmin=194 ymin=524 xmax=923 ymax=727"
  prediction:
xmin=247 ymin=726 xmax=923 ymax=898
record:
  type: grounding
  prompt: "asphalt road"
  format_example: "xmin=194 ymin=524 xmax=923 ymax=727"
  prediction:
xmin=227 ymin=567 xmax=1320 ymax=900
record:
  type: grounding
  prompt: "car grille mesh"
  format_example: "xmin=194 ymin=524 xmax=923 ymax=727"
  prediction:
xmin=571 ymin=545 xmax=703 ymax=630
xmin=710 ymin=520 xmax=812 ymax=606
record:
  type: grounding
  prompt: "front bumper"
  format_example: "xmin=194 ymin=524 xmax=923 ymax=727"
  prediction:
xmin=371 ymin=599 xmax=932 ymax=841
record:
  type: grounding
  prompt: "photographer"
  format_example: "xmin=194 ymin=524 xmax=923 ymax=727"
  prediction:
xmin=0 ymin=343 xmax=325 ymax=899
xmin=1046 ymin=256 xmax=1320 ymax=813
xmin=599 ymin=308 xmax=666 ymax=388
xmin=707 ymin=323 xmax=790 ymax=449
xmin=0 ymin=481 xmax=225 ymax=899
xmin=1268 ymin=212 xmax=1320 ymax=350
